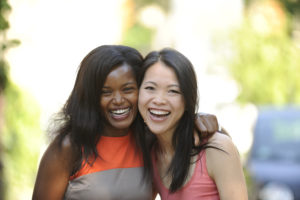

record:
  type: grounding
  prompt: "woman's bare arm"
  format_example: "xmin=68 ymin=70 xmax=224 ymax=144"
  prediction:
xmin=32 ymin=135 xmax=76 ymax=200
xmin=206 ymin=133 xmax=248 ymax=200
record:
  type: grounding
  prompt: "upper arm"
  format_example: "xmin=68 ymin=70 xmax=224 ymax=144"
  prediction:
xmin=32 ymin=135 xmax=77 ymax=200
xmin=206 ymin=133 xmax=248 ymax=200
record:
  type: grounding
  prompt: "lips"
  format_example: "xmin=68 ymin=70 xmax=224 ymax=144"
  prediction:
xmin=149 ymin=108 xmax=170 ymax=116
xmin=110 ymin=107 xmax=131 ymax=120
xmin=148 ymin=108 xmax=170 ymax=121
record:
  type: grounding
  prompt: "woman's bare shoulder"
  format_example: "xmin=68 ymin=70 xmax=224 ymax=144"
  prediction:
xmin=47 ymin=134 xmax=80 ymax=168
xmin=32 ymin=134 xmax=78 ymax=199
xmin=205 ymin=133 xmax=248 ymax=199
xmin=206 ymin=132 xmax=242 ymax=177
xmin=207 ymin=132 xmax=237 ymax=153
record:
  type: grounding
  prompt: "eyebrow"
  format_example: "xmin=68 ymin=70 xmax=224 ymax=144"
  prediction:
xmin=143 ymin=81 xmax=180 ymax=88
xmin=123 ymin=81 xmax=137 ymax=86
xmin=103 ymin=81 xmax=137 ymax=88
xmin=143 ymin=81 xmax=157 ymax=86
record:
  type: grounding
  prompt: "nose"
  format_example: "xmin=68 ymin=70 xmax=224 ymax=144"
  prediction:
xmin=112 ymin=92 xmax=124 ymax=104
xmin=152 ymin=92 xmax=166 ymax=105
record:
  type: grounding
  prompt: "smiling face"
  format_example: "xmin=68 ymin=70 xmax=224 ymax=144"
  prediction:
xmin=100 ymin=63 xmax=138 ymax=136
xmin=138 ymin=61 xmax=185 ymax=138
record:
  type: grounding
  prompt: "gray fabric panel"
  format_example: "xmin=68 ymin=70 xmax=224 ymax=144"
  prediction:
xmin=64 ymin=167 xmax=152 ymax=200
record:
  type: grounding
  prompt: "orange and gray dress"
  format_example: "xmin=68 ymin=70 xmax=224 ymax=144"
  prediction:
xmin=64 ymin=131 xmax=152 ymax=200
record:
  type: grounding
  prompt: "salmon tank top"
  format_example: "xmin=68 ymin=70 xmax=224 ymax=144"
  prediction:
xmin=152 ymin=150 xmax=220 ymax=200
xmin=64 ymin=131 xmax=152 ymax=200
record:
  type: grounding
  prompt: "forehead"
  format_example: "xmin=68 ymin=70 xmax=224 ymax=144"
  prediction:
xmin=144 ymin=62 xmax=178 ymax=83
xmin=103 ymin=64 xmax=136 ymax=87
xmin=108 ymin=63 xmax=134 ymax=77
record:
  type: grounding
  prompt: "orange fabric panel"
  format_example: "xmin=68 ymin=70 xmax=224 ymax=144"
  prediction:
xmin=71 ymin=131 xmax=143 ymax=179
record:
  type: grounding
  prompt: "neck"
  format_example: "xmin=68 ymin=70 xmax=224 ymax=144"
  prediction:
xmin=102 ymin=126 xmax=129 ymax=137
xmin=155 ymin=131 xmax=176 ymax=185
xmin=156 ymin=132 xmax=175 ymax=157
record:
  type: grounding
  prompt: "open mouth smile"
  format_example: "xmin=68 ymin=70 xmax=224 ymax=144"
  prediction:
xmin=148 ymin=108 xmax=170 ymax=121
xmin=110 ymin=107 xmax=131 ymax=120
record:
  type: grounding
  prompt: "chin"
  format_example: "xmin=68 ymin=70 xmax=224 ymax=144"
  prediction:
xmin=147 ymin=127 xmax=166 ymax=136
xmin=111 ymin=118 xmax=134 ymax=130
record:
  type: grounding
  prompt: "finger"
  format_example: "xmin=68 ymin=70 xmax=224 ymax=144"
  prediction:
xmin=194 ymin=114 xmax=208 ymax=135
xmin=202 ymin=114 xmax=218 ymax=133
xmin=193 ymin=130 xmax=200 ymax=145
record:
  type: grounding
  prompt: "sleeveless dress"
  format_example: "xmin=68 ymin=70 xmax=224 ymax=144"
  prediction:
xmin=152 ymin=150 xmax=220 ymax=200
xmin=64 ymin=131 xmax=152 ymax=200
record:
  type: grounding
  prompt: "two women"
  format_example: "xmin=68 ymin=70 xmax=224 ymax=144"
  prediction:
xmin=138 ymin=48 xmax=248 ymax=199
xmin=32 ymin=45 xmax=219 ymax=199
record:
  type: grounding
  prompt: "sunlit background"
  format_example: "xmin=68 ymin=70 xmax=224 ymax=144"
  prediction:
xmin=1 ymin=0 xmax=300 ymax=199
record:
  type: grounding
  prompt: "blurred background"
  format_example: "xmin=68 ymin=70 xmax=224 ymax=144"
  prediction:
xmin=0 ymin=0 xmax=300 ymax=199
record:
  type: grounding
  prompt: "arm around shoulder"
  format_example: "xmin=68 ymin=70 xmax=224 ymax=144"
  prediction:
xmin=206 ymin=133 xmax=248 ymax=200
xmin=32 ymin=135 xmax=77 ymax=200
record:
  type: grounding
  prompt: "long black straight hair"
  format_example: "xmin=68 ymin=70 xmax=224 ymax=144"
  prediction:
xmin=51 ymin=45 xmax=143 ymax=174
xmin=136 ymin=48 xmax=210 ymax=192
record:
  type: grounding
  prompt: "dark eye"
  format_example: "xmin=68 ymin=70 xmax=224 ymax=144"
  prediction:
xmin=101 ymin=90 xmax=112 ymax=96
xmin=144 ymin=86 xmax=155 ymax=90
xmin=123 ymin=87 xmax=135 ymax=93
xmin=169 ymin=89 xmax=181 ymax=94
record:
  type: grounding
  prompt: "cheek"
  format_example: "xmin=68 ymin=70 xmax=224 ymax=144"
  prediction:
xmin=138 ymin=102 xmax=146 ymax=118
xmin=99 ymin=97 xmax=111 ymax=120
xmin=173 ymin=98 xmax=185 ymax=112
xmin=129 ymin=92 xmax=138 ymax=108
xmin=100 ymin=97 xmax=109 ymax=109
xmin=138 ymin=91 xmax=148 ymax=110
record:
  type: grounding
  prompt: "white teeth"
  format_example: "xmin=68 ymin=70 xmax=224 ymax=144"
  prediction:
xmin=111 ymin=108 xmax=130 ymax=115
xmin=149 ymin=109 xmax=170 ymax=115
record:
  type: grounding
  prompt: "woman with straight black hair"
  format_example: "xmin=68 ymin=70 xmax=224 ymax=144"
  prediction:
xmin=32 ymin=45 xmax=219 ymax=200
xmin=138 ymin=48 xmax=248 ymax=200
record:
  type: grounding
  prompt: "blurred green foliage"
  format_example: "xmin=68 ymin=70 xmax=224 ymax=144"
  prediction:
xmin=1 ymin=0 xmax=42 ymax=199
xmin=121 ymin=0 xmax=170 ymax=55
xmin=245 ymin=0 xmax=300 ymax=15
xmin=0 ymin=60 xmax=8 ymax=92
xmin=228 ymin=19 xmax=300 ymax=105
xmin=0 ymin=38 xmax=20 ymax=93
xmin=0 ymin=0 xmax=10 ymax=31
xmin=0 ymin=0 xmax=11 ymax=92
xmin=134 ymin=0 xmax=170 ymax=12
xmin=122 ymin=22 xmax=154 ymax=55
xmin=2 ymin=83 xmax=42 ymax=200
